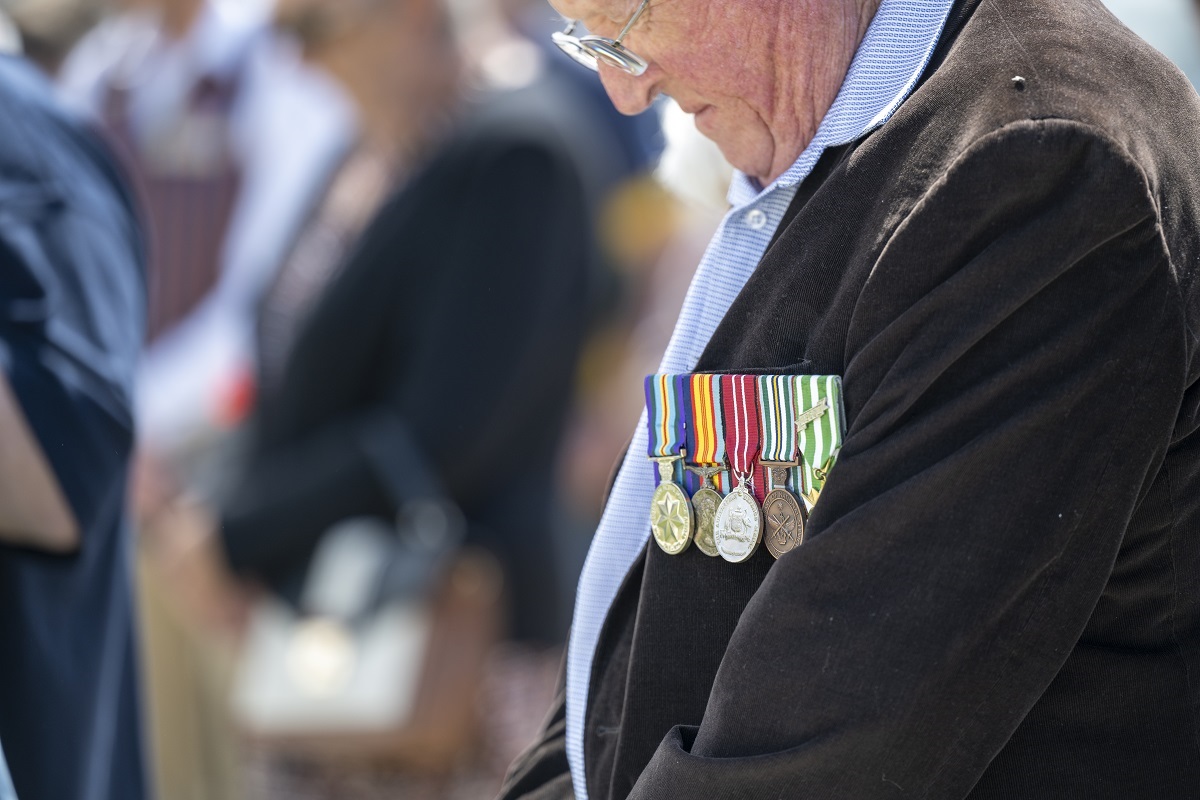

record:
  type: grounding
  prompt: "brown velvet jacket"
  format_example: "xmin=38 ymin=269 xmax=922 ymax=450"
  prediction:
xmin=501 ymin=0 xmax=1200 ymax=796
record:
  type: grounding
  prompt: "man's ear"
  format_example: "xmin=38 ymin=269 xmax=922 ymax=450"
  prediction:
xmin=0 ymin=374 xmax=80 ymax=553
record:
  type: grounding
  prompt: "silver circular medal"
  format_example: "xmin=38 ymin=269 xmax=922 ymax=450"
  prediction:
xmin=713 ymin=485 xmax=762 ymax=563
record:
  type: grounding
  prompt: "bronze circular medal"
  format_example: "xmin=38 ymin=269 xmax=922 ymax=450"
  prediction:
xmin=762 ymin=488 xmax=806 ymax=559
xmin=713 ymin=485 xmax=762 ymax=563
xmin=650 ymin=482 xmax=693 ymax=555
xmin=690 ymin=486 xmax=722 ymax=557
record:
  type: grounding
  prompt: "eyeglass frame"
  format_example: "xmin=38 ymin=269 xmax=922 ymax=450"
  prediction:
xmin=551 ymin=0 xmax=651 ymax=76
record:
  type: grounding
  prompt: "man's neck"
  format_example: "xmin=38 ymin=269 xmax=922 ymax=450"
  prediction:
xmin=758 ymin=0 xmax=883 ymax=184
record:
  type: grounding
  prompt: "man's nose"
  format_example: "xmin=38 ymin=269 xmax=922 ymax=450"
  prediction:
xmin=597 ymin=62 xmax=659 ymax=115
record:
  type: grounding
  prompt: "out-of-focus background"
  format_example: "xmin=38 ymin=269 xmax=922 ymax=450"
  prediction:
xmin=0 ymin=0 xmax=1194 ymax=798
xmin=0 ymin=1 xmax=727 ymax=797
xmin=1104 ymin=0 xmax=1200 ymax=85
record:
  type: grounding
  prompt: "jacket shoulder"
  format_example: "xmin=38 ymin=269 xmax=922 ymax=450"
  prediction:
xmin=869 ymin=0 xmax=1200 ymax=354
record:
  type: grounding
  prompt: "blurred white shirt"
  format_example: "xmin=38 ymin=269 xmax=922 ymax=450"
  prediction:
xmin=59 ymin=0 xmax=356 ymax=450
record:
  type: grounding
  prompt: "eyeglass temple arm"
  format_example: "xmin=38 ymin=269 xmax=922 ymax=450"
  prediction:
xmin=614 ymin=0 xmax=650 ymax=45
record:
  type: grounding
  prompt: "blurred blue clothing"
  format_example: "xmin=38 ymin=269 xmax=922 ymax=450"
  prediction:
xmin=0 ymin=56 xmax=148 ymax=800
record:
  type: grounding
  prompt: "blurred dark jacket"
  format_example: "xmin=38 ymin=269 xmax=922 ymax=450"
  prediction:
xmin=219 ymin=96 xmax=592 ymax=642
xmin=0 ymin=56 xmax=147 ymax=800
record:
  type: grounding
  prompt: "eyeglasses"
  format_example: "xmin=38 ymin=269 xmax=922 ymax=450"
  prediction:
xmin=551 ymin=0 xmax=650 ymax=76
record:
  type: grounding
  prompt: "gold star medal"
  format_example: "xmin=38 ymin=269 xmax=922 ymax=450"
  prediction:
xmin=650 ymin=456 xmax=693 ymax=555
xmin=644 ymin=374 xmax=693 ymax=555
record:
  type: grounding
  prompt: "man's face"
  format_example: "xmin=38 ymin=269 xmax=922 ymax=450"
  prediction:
xmin=549 ymin=0 xmax=805 ymax=181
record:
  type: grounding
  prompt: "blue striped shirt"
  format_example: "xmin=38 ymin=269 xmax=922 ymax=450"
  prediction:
xmin=564 ymin=0 xmax=957 ymax=795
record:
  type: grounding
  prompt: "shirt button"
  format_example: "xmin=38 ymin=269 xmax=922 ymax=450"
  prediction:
xmin=745 ymin=208 xmax=768 ymax=229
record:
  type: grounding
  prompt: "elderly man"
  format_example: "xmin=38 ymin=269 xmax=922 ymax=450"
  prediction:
xmin=499 ymin=0 xmax=1200 ymax=798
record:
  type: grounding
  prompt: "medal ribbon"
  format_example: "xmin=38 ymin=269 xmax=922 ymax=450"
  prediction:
xmin=684 ymin=373 xmax=727 ymax=493
xmin=644 ymin=374 xmax=687 ymax=484
xmin=794 ymin=375 xmax=846 ymax=499
xmin=757 ymin=375 xmax=799 ymax=490
xmin=719 ymin=374 xmax=766 ymax=502
xmin=758 ymin=375 xmax=799 ymax=461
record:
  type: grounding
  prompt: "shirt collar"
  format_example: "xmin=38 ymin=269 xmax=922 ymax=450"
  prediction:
xmin=728 ymin=0 xmax=955 ymax=208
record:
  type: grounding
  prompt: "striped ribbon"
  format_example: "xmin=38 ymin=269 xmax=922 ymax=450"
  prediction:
xmin=757 ymin=375 xmax=800 ymax=490
xmin=684 ymin=373 xmax=727 ymax=493
xmin=758 ymin=374 xmax=799 ymax=461
xmin=794 ymin=375 xmax=847 ymax=501
xmin=720 ymin=374 xmax=766 ymax=502
xmin=645 ymin=374 xmax=688 ymax=484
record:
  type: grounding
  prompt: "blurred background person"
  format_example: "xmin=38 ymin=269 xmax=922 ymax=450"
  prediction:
xmin=137 ymin=0 xmax=604 ymax=795
xmin=0 ymin=48 xmax=148 ymax=800
xmin=211 ymin=0 xmax=582 ymax=659
xmin=59 ymin=0 xmax=354 ymax=488
xmin=248 ymin=0 xmax=462 ymax=398
xmin=54 ymin=3 xmax=355 ymax=797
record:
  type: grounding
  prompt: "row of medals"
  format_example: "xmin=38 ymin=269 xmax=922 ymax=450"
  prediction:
xmin=649 ymin=401 xmax=831 ymax=563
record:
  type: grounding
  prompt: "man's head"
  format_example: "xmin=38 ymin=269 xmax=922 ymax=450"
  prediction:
xmin=549 ymin=0 xmax=881 ymax=183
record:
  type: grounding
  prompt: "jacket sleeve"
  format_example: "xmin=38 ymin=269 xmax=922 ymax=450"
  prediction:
xmin=628 ymin=120 xmax=1187 ymax=798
